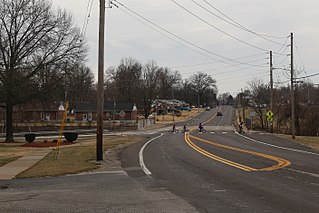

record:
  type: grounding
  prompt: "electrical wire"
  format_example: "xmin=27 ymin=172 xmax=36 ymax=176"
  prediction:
xmin=275 ymin=54 xmax=289 ymax=66
xmin=202 ymin=0 xmax=287 ymax=39
xmin=275 ymin=36 xmax=290 ymax=53
xmin=178 ymin=58 xmax=267 ymax=76
xmin=294 ymin=40 xmax=305 ymax=70
xmin=113 ymin=0 xmax=267 ymax=68
xmin=190 ymin=0 xmax=285 ymax=46
xmin=171 ymin=53 xmax=267 ymax=69
xmin=81 ymin=0 xmax=95 ymax=38
xmin=170 ymin=0 xmax=268 ymax=52
xmin=113 ymin=5 xmax=223 ymax=64
xmin=295 ymin=72 xmax=319 ymax=79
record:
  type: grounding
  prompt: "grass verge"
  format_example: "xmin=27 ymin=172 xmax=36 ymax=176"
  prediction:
xmin=0 ymin=142 xmax=37 ymax=167
xmin=15 ymin=135 xmax=144 ymax=179
xmin=155 ymin=108 xmax=204 ymax=124
xmin=277 ymin=135 xmax=319 ymax=151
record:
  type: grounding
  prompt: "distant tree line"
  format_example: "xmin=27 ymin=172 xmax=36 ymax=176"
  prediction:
xmin=105 ymin=58 xmax=218 ymax=118
xmin=240 ymin=79 xmax=319 ymax=136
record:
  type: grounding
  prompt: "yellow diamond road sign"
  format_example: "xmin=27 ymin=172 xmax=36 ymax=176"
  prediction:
xmin=267 ymin=117 xmax=273 ymax=122
xmin=266 ymin=110 xmax=274 ymax=118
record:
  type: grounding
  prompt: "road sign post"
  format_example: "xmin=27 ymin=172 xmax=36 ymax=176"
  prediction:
xmin=266 ymin=110 xmax=274 ymax=132
xmin=250 ymin=111 xmax=255 ymax=130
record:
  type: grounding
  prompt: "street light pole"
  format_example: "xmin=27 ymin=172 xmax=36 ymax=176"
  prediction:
xmin=97 ymin=0 xmax=105 ymax=161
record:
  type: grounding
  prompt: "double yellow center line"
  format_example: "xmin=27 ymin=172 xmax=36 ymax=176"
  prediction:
xmin=184 ymin=112 xmax=291 ymax=172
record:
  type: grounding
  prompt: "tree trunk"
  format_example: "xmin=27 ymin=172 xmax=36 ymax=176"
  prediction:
xmin=5 ymin=102 xmax=14 ymax=142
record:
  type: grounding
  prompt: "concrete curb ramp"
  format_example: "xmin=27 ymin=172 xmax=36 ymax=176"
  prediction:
xmin=0 ymin=148 xmax=52 ymax=180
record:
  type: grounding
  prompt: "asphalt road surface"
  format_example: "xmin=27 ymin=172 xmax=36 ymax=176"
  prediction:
xmin=1 ymin=106 xmax=318 ymax=212
xmin=125 ymin=106 xmax=319 ymax=212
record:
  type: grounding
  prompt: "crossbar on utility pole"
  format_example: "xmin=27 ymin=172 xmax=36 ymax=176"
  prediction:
xmin=270 ymin=51 xmax=274 ymax=133
xmin=290 ymin=32 xmax=296 ymax=139
xmin=97 ymin=0 xmax=105 ymax=161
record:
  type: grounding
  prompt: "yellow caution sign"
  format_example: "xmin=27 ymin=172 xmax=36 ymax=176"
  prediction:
xmin=266 ymin=110 xmax=274 ymax=118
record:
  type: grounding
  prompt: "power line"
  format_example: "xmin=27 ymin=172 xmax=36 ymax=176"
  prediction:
xmin=81 ymin=0 xmax=95 ymax=38
xmin=113 ymin=5 xmax=224 ymax=63
xmin=113 ymin=0 xmax=267 ymax=68
xmin=170 ymin=0 xmax=268 ymax=52
xmin=171 ymin=53 xmax=267 ymax=69
xmin=178 ymin=58 xmax=267 ymax=76
xmin=190 ymin=0 xmax=285 ymax=46
xmin=275 ymin=54 xmax=289 ymax=66
xmin=202 ymin=0 xmax=287 ymax=39
xmin=294 ymin=39 xmax=305 ymax=70
xmin=295 ymin=72 xmax=319 ymax=79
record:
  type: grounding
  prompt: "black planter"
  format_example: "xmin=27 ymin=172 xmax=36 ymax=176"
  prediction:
xmin=25 ymin=133 xmax=36 ymax=143
xmin=63 ymin=132 xmax=78 ymax=142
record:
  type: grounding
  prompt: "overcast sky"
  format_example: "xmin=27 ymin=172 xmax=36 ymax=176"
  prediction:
xmin=52 ymin=0 xmax=319 ymax=95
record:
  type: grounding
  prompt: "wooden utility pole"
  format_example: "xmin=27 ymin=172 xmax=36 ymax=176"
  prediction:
xmin=290 ymin=32 xmax=296 ymax=139
xmin=270 ymin=51 xmax=274 ymax=133
xmin=241 ymin=89 xmax=245 ymax=123
xmin=97 ymin=0 xmax=105 ymax=160
xmin=172 ymin=88 xmax=175 ymax=123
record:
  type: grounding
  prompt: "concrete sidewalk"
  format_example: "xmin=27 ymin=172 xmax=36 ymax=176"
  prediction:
xmin=0 ymin=148 xmax=52 ymax=180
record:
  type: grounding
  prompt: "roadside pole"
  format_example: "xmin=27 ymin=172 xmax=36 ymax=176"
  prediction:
xmin=290 ymin=32 xmax=296 ymax=139
xmin=270 ymin=51 xmax=274 ymax=133
xmin=97 ymin=0 xmax=105 ymax=161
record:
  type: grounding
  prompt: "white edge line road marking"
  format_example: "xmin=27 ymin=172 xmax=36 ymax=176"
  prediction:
xmin=139 ymin=133 xmax=164 ymax=176
xmin=285 ymin=168 xmax=319 ymax=178
xmin=235 ymin=132 xmax=319 ymax=156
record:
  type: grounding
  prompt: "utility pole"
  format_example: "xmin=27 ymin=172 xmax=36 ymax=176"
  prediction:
xmin=241 ymin=89 xmax=245 ymax=123
xmin=197 ymin=92 xmax=200 ymax=112
xmin=97 ymin=0 xmax=105 ymax=161
xmin=290 ymin=32 xmax=296 ymax=139
xmin=172 ymin=87 xmax=175 ymax=123
xmin=270 ymin=51 xmax=274 ymax=133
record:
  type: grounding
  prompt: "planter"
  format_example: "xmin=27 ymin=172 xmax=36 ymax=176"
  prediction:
xmin=63 ymin=132 xmax=78 ymax=142
xmin=25 ymin=133 xmax=36 ymax=143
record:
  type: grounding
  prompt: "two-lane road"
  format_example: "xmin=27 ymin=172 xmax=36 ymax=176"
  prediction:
xmin=136 ymin=106 xmax=319 ymax=212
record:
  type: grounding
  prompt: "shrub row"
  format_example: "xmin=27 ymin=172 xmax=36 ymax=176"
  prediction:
xmin=25 ymin=132 xmax=78 ymax=143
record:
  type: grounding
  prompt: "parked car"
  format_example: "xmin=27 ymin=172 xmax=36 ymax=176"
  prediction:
xmin=205 ymin=107 xmax=210 ymax=111
xmin=217 ymin=111 xmax=222 ymax=116
xmin=177 ymin=107 xmax=192 ymax=111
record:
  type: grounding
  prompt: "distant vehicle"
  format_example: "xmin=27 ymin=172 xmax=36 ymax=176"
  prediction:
xmin=177 ymin=107 xmax=192 ymax=111
xmin=217 ymin=111 xmax=222 ymax=116
xmin=205 ymin=107 xmax=210 ymax=111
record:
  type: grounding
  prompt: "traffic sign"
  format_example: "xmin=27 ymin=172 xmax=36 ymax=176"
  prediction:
xmin=267 ymin=117 xmax=273 ymax=122
xmin=119 ymin=110 xmax=126 ymax=118
xmin=250 ymin=111 xmax=256 ymax=117
xmin=266 ymin=110 xmax=274 ymax=118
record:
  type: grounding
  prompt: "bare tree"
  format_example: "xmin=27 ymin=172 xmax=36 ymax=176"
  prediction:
xmin=190 ymin=72 xmax=217 ymax=107
xmin=110 ymin=58 xmax=142 ymax=103
xmin=65 ymin=64 xmax=96 ymax=106
xmin=140 ymin=61 xmax=160 ymax=117
xmin=176 ymin=79 xmax=195 ymax=105
xmin=0 ymin=0 xmax=87 ymax=141
xmin=157 ymin=68 xmax=181 ymax=99
xmin=247 ymin=79 xmax=270 ymax=129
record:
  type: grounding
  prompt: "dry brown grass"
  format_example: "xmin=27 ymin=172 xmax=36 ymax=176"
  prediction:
xmin=155 ymin=108 xmax=203 ymax=124
xmin=0 ymin=142 xmax=38 ymax=167
xmin=15 ymin=135 xmax=144 ymax=178
xmin=277 ymin=135 xmax=319 ymax=151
